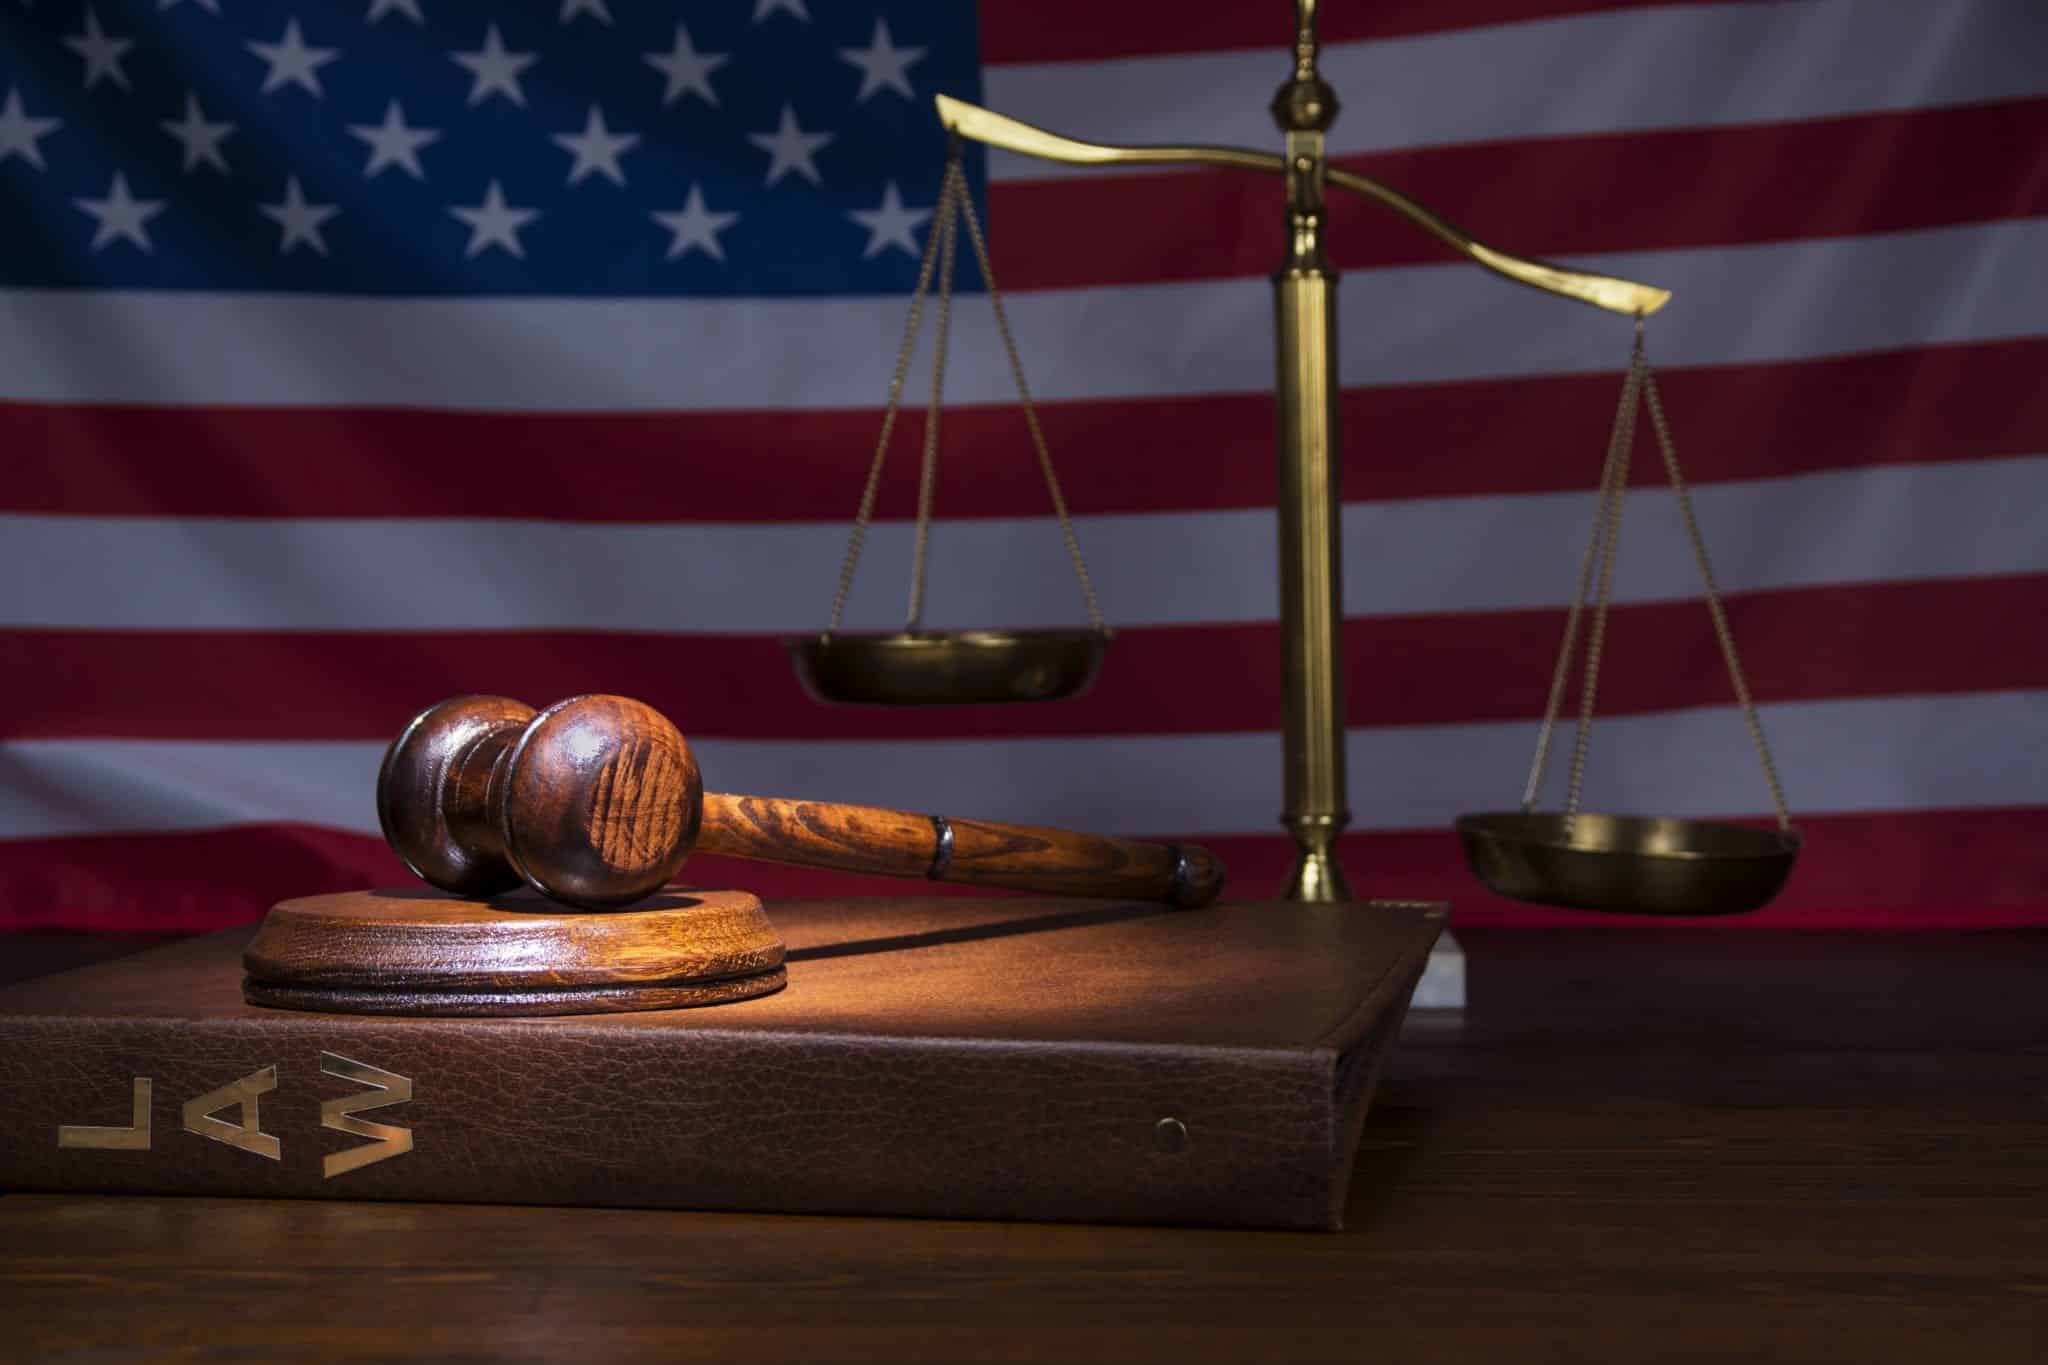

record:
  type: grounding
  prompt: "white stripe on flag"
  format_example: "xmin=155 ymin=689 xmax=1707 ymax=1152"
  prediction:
xmin=6 ymin=458 xmax=2042 ymax=631
xmin=3 ymin=692 xmax=2041 ymax=840
xmin=2 ymin=220 xmax=2042 ymax=410
xmin=984 ymin=0 xmax=2048 ymax=180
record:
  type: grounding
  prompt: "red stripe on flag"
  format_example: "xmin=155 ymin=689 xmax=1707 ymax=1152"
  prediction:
xmin=0 ymin=826 xmax=412 ymax=933
xmin=8 ymin=576 xmax=2044 ymax=741
xmin=985 ymin=102 xmax=2048 ymax=290
xmin=979 ymin=0 xmax=1709 ymax=64
xmin=1 ymin=806 xmax=2040 ymax=932
xmin=8 ymin=339 xmax=2040 ymax=521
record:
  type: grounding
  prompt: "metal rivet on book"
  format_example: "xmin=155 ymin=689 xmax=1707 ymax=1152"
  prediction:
xmin=1154 ymin=1118 xmax=1190 ymax=1154
xmin=1455 ymin=320 xmax=1802 ymax=917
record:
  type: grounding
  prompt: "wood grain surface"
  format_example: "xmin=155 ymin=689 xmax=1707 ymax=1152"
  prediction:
xmin=376 ymin=695 xmax=536 ymax=898
xmin=239 ymin=886 xmax=787 ymax=1016
xmin=701 ymin=794 xmax=1225 ymax=906
xmin=5 ymin=928 xmax=2045 ymax=1363
xmin=499 ymin=695 xmax=704 ymax=909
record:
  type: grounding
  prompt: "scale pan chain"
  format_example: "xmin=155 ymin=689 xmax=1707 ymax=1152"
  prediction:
xmin=823 ymin=145 xmax=1104 ymax=642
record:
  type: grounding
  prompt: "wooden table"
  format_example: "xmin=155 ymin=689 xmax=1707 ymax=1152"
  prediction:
xmin=4 ymin=929 xmax=2044 ymax=1362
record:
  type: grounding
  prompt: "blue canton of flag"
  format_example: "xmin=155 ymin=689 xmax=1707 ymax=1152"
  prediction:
xmin=0 ymin=0 xmax=985 ymax=296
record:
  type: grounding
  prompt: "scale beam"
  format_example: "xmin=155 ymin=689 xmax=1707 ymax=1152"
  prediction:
xmin=934 ymin=93 xmax=1671 ymax=318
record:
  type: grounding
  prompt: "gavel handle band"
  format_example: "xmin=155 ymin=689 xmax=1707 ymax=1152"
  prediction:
xmin=699 ymin=794 xmax=1224 ymax=908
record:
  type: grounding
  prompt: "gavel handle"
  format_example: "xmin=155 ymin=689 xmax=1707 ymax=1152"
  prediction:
xmin=700 ymin=794 xmax=1225 ymax=908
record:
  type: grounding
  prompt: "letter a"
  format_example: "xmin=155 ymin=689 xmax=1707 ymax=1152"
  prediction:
xmin=182 ymin=1066 xmax=282 ymax=1160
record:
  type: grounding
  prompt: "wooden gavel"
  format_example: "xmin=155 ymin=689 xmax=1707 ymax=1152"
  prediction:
xmin=378 ymin=694 xmax=1225 ymax=911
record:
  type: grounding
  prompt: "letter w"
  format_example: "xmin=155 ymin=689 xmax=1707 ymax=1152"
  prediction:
xmin=320 ymin=1052 xmax=414 ymax=1180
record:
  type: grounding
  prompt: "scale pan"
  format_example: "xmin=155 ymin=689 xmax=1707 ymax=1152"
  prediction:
xmin=788 ymin=629 xmax=1108 ymax=706
xmin=1455 ymin=811 xmax=1800 ymax=916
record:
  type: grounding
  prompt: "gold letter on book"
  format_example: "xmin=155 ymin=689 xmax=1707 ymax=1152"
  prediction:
xmin=57 ymin=1077 xmax=152 ymax=1150
xmin=319 ymin=1052 xmax=414 ymax=1179
xmin=182 ymin=1066 xmax=282 ymax=1160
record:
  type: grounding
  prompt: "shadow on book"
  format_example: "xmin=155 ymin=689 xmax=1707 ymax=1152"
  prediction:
xmin=789 ymin=901 xmax=1173 ymax=962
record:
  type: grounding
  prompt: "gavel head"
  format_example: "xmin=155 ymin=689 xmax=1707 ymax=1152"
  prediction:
xmin=377 ymin=694 xmax=704 ymax=909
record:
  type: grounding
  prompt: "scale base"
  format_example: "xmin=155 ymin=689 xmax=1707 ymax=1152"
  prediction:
xmin=1281 ymin=845 xmax=1354 ymax=903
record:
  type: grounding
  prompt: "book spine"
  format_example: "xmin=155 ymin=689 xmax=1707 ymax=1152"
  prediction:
xmin=0 ymin=1012 xmax=1345 ymax=1230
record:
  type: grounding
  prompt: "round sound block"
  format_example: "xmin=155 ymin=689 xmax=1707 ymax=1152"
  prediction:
xmin=242 ymin=887 xmax=787 ymax=1017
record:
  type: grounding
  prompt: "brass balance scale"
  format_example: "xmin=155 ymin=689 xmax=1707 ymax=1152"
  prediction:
xmin=790 ymin=1 xmax=1801 ymax=918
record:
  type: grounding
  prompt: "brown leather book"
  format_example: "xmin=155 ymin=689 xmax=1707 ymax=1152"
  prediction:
xmin=0 ymin=897 xmax=1443 ymax=1230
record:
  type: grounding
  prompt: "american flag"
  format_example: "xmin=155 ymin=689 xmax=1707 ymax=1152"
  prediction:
xmin=3 ymin=0 xmax=2044 ymax=932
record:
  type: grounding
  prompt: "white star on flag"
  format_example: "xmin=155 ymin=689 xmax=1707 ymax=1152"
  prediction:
xmin=366 ymin=0 xmax=424 ymax=24
xmin=840 ymin=19 xmax=924 ymax=102
xmin=73 ymin=172 xmax=165 ymax=253
xmin=160 ymin=93 xmax=235 ymax=173
xmin=453 ymin=25 xmax=537 ymax=108
xmin=652 ymin=186 xmax=739 ymax=262
xmin=749 ymin=105 xmax=833 ymax=187
xmin=560 ymin=0 xmax=612 ymax=24
xmin=158 ymin=0 xmax=223 ymax=13
xmin=553 ymin=105 xmax=638 ymax=187
xmin=849 ymin=182 xmax=931 ymax=259
xmin=450 ymin=180 xmax=539 ymax=258
xmin=753 ymin=0 xmax=809 ymax=21
xmin=644 ymin=25 xmax=726 ymax=107
xmin=247 ymin=19 xmax=340 ymax=98
xmin=0 ymin=88 xmax=62 ymax=171
xmin=65 ymin=9 xmax=134 ymax=91
xmin=259 ymin=177 xmax=338 ymax=256
xmin=347 ymin=100 xmax=439 ymax=179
